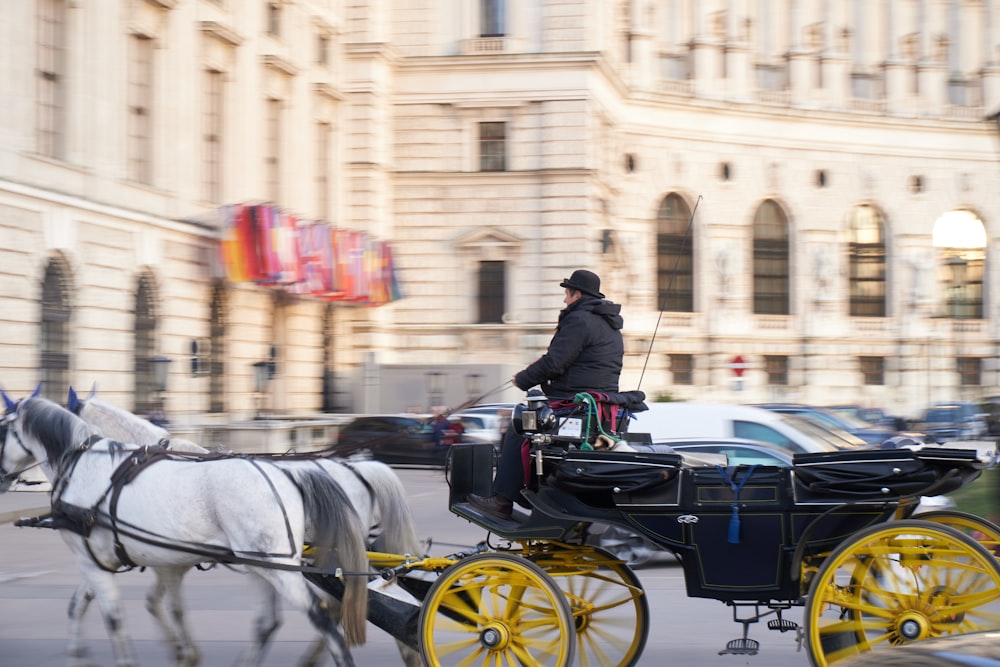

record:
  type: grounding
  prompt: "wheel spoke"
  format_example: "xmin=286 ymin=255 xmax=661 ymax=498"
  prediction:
xmin=805 ymin=520 xmax=1000 ymax=667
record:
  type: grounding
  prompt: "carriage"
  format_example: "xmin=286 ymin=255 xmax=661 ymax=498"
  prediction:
xmin=4 ymin=389 xmax=1000 ymax=667
xmin=308 ymin=391 xmax=1000 ymax=667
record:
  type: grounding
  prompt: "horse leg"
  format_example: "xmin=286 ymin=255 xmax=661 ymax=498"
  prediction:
xmin=249 ymin=568 xmax=355 ymax=667
xmin=396 ymin=641 xmax=422 ymax=667
xmin=146 ymin=567 xmax=200 ymax=667
xmin=66 ymin=583 xmax=95 ymax=667
xmin=77 ymin=566 xmax=138 ymax=667
xmin=235 ymin=577 xmax=281 ymax=667
xmin=296 ymin=636 xmax=327 ymax=667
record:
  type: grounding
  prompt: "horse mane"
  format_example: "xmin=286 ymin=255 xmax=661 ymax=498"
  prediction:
xmin=79 ymin=397 xmax=168 ymax=443
xmin=20 ymin=397 xmax=103 ymax=471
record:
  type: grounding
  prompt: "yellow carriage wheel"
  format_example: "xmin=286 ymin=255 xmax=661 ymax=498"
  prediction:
xmin=916 ymin=510 xmax=1000 ymax=558
xmin=418 ymin=552 xmax=576 ymax=667
xmin=529 ymin=545 xmax=649 ymax=667
xmin=804 ymin=519 xmax=1000 ymax=667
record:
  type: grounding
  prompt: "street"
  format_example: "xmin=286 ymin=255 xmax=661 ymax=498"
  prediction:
xmin=0 ymin=468 xmax=808 ymax=666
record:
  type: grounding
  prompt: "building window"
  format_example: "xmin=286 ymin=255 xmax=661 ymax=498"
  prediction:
xmin=266 ymin=1 xmax=281 ymax=37
xmin=481 ymin=0 xmax=505 ymax=37
xmin=669 ymin=354 xmax=693 ymax=385
xmin=934 ymin=210 xmax=986 ymax=320
xmin=40 ymin=255 xmax=72 ymax=401
xmin=317 ymin=32 xmax=330 ymax=66
xmin=764 ymin=355 xmax=788 ymax=385
xmin=265 ymin=98 xmax=282 ymax=201
xmin=127 ymin=34 xmax=154 ymax=184
xmin=848 ymin=204 xmax=886 ymax=317
xmin=478 ymin=261 xmax=505 ymax=323
xmin=208 ymin=282 xmax=227 ymax=413
xmin=316 ymin=121 xmax=331 ymax=220
xmin=957 ymin=357 xmax=981 ymax=386
xmin=859 ymin=356 xmax=885 ymax=385
xmin=656 ymin=193 xmax=694 ymax=312
xmin=478 ymin=122 xmax=506 ymax=172
xmin=36 ymin=0 xmax=67 ymax=159
xmin=203 ymin=69 xmax=224 ymax=203
xmin=322 ymin=303 xmax=337 ymax=412
xmin=752 ymin=199 xmax=790 ymax=315
xmin=134 ymin=272 xmax=158 ymax=414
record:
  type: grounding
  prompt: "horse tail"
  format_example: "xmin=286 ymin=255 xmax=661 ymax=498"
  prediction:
xmin=290 ymin=468 xmax=368 ymax=646
xmin=355 ymin=461 xmax=423 ymax=557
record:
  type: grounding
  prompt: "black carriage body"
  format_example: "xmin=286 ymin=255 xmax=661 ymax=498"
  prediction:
xmin=448 ymin=434 xmax=984 ymax=605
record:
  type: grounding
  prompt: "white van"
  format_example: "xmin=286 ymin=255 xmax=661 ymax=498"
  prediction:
xmin=625 ymin=402 xmax=870 ymax=454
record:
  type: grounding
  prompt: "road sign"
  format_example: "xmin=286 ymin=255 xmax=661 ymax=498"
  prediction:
xmin=729 ymin=355 xmax=748 ymax=377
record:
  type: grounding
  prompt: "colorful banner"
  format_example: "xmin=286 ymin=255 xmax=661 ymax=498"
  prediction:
xmin=218 ymin=204 xmax=403 ymax=306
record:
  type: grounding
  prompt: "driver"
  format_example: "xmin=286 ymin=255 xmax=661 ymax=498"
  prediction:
xmin=468 ymin=269 xmax=625 ymax=519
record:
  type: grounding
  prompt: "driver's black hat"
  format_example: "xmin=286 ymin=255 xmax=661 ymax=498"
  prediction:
xmin=560 ymin=269 xmax=604 ymax=299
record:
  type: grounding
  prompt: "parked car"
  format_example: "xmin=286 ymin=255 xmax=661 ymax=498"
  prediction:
xmin=827 ymin=404 xmax=907 ymax=430
xmin=836 ymin=630 xmax=1000 ymax=667
xmin=335 ymin=414 xmax=456 ymax=466
xmin=449 ymin=411 xmax=506 ymax=448
xmin=913 ymin=402 xmax=988 ymax=442
xmin=753 ymin=403 xmax=906 ymax=445
xmin=978 ymin=396 xmax=1000 ymax=436
xmin=624 ymin=402 xmax=872 ymax=454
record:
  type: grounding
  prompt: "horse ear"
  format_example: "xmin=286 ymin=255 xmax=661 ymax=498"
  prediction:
xmin=87 ymin=382 xmax=97 ymax=400
xmin=1 ymin=388 xmax=14 ymax=413
xmin=68 ymin=387 xmax=79 ymax=412
xmin=30 ymin=384 xmax=41 ymax=400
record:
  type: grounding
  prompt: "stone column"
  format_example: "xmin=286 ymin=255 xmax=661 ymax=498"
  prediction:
xmin=692 ymin=0 xmax=724 ymax=98
xmin=724 ymin=0 xmax=751 ymax=100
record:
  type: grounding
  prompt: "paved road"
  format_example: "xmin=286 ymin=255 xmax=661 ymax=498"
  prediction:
xmin=0 ymin=468 xmax=809 ymax=666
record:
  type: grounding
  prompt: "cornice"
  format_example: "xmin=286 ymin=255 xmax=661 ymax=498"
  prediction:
xmin=200 ymin=20 xmax=243 ymax=47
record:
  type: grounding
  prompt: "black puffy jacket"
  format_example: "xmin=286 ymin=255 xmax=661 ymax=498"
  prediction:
xmin=514 ymin=296 xmax=624 ymax=398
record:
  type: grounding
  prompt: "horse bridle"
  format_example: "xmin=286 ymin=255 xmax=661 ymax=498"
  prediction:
xmin=0 ymin=413 xmax=32 ymax=486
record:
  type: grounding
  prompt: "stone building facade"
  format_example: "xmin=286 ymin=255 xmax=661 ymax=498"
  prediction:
xmin=1 ymin=0 xmax=998 ymax=423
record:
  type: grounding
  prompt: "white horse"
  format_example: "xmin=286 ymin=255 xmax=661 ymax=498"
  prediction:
xmin=66 ymin=386 xmax=424 ymax=667
xmin=0 ymin=391 xmax=369 ymax=667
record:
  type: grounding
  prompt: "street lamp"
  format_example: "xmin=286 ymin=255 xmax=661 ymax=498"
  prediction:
xmin=425 ymin=371 xmax=445 ymax=410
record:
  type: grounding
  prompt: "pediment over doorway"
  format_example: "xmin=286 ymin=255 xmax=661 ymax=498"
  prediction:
xmin=453 ymin=227 xmax=521 ymax=261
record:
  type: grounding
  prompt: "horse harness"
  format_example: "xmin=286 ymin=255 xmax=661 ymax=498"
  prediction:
xmin=24 ymin=440 xmax=350 ymax=576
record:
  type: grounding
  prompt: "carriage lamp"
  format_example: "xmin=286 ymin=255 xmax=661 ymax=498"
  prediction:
xmin=512 ymin=394 xmax=555 ymax=435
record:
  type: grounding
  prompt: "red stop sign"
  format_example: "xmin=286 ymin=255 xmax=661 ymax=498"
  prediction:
xmin=730 ymin=355 xmax=747 ymax=377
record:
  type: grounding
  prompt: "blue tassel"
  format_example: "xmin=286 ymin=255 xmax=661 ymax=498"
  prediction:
xmin=728 ymin=504 xmax=741 ymax=544
xmin=717 ymin=464 xmax=757 ymax=545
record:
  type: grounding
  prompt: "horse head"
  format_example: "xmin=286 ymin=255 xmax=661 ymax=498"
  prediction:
xmin=0 ymin=385 xmax=42 ymax=491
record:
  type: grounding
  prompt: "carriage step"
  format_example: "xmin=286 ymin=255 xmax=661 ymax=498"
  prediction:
xmin=719 ymin=638 xmax=759 ymax=656
xmin=767 ymin=618 xmax=799 ymax=632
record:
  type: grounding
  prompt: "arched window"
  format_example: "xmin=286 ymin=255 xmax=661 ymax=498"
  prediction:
xmin=932 ymin=210 xmax=986 ymax=319
xmin=133 ymin=271 xmax=158 ymax=414
xmin=656 ymin=193 xmax=693 ymax=312
xmin=208 ymin=281 xmax=227 ymax=413
xmin=848 ymin=204 xmax=886 ymax=317
xmin=752 ymin=199 xmax=790 ymax=315
xmin=40 ymin=254 xmax=72 ymax=400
